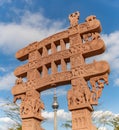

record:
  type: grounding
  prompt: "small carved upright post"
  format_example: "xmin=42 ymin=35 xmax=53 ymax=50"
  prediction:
xmin=21 ymin=90 xmax=44 ymax=130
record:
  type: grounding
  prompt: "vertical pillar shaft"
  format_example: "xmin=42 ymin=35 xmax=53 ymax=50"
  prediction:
xmin=71 ymin=108 xmax=96 ymax=130
xmin=52 ymin=88 xmax=59 ymax=130
xmin=54 ymin=110 xmax=57 ymax=130
xmin=22 ymin=118 xmax=43 ymax=130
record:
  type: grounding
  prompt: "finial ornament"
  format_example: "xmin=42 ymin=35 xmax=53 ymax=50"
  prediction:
xmin=69 ymin=11 xmax=80 ymax=27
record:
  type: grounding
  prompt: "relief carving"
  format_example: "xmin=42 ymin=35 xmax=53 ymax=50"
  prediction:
xmin=67 ymin=78 xmax=91 ymax=110
xmin=69 ymin=34 xmax=82 ymax=46
xmin=14 ymin=64 xmax=28 ymax=77
xmin=20 ymin=90 xmax=44 ymax=118
xmin=90 ymin=73 xmax=108 ymax=105
xmin=28 ymin=50 xmax=41 ymax=62
xmin=15 ymin=77 xmax=23 ymax=85
xmin=85 ymin=15 xmax=96 ymax=22
xmin=25 ymin=80 xmax=37 ymax=90
xmin=72 ymin=66 xmax=88 ymax=77
xmin=82 ymin=32 xmax=100 ymax=44
xmin=72 ymin=109 xmax=92 ymax=130
xmin=69 ymin=11 xmax=80 ymax=27
xmin=71 ymin=55 xmax=85 ymax=68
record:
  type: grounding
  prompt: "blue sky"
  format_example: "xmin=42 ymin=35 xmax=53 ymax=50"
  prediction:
xmin=0 ymin=0 xmax=119 ymax=130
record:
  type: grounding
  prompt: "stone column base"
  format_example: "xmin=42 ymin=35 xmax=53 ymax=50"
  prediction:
xmin=22 ymin=118 xmax=44 ymax=130
xmin=71 ymin=107 xmax=96 ymax=130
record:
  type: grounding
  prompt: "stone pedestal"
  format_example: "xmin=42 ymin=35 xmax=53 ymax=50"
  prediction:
xmin=71 ymin=106 xmax=96 ymax=130
xmin=22 ymin=118 xmax=43 ymax=130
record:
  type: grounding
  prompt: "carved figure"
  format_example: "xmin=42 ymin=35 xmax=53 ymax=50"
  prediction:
xmin=20 ymin=90 xmax=44 ymax=117
xmin=69 ymin=11 xmax=80 ymax=27
xmin=85 ymin=15 xmax=96 ymax=22
xmin=82 ymin=33 xmax=92 ymax=42
xmin=15 ymin=77 xmax=23 ymax=85
xmin=90 ymin=73 xmax=109 ymax=105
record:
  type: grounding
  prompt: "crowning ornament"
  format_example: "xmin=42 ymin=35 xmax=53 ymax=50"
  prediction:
xmin=12 ymin=11 xmax=110 ymax=130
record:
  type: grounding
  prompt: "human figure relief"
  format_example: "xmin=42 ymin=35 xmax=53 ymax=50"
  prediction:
xmin=73 ymin=87 xmax=85 ymax=105
xmin=90 ymin=73 xmax=109 ymax=105
xmin=82 ymin=33 xmax=92 ymax=43
xmin=97 ymin=80 xmax=104 ymax=98
xmin=92 ymin=32 xmax=100 ymax=40
xmin=15 ymin=77 xmax=23 ymax=85
xmin=32 ymin=98 xmax=44 ymax=115
xmin=20 ymin=90 xmax=44 ymax=117
xmin=69 ymin=11 xmax=80 ymax=27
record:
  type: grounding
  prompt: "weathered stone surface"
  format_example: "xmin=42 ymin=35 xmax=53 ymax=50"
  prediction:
xmin=12 ymin=11 xmax=110 ymax=130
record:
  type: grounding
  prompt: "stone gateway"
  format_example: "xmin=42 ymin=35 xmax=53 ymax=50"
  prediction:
xmin=12 ymin=11 xmax=110 ymax=130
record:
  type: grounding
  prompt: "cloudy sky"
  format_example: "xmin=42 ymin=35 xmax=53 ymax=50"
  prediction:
xmin=0 ymin=0 xmax=119 ymax=130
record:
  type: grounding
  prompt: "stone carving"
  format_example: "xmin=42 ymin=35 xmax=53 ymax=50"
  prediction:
xmin=69 ymin=12 xmax=80 ymax=27
xmin=20 ymin=90 xmax=44 ymax=118
xmin=90 ymin=73 xmax=108 ymax=105
xmin=85 ymin=15 xmax=96 ymax=22
xmin=68 ymin=78 xmax=92 ymax=110
xmin=12 ymin=11 xmax=110 ymax=130
xmin=15 ymin=77 xmax=23 ymax=85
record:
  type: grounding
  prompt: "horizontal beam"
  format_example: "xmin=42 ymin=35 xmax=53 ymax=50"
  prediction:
xmin=14 ymin=38 xmax=105 ymax=77
xmin=15 ymin=18 xmax=101 ymax=61
xmin=12 ymin=61 xmax=110 ymax=95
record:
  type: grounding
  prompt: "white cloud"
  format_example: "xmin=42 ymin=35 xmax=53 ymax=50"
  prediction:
xmin=42 ymin=87 xmax=68 ymax=96
xmin=92 ymin=110 xmax=114 ymax=119
xmin=0 ymin=117 xmax=17 ymax=130
xmin=0 ymin=67 xmax=6 ymax=72
xmin=115 ymin=78 xmax=119 ymax=86
xmin=0 ymin=72 xmax=16 ymax=90
xmin=0 ymin=98 xmax=8 ymax=109
xmin=98 ymin=127 xmax=107 ymax=130
xmin=42 ymin=109 xmax=71 ymax=121
xmin=101 ymin=31 xmax=119 ymax=86
xmin=92 ymin=110 xmax=119 ymax=130
xmin=0 ymin=11 xmax=64 ymax=54
xmin=0 ymin=109 xmax=71 ymax=130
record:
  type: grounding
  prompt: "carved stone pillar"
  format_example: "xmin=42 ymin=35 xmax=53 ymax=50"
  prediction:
xmin=71 ymin=108 xmax=96 ymax=130
xmin=22 ymin=119 xmax=43 ymax=130
xmin=67 ymin=78 xmax=97 ymax=130
xmin=20 ymin=90 xmax=44 ymax=130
